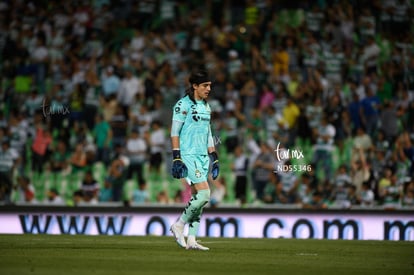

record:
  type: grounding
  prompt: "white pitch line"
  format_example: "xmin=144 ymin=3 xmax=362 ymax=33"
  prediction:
xmin=296 ymin=253 xmax=318 ymax=256
xmin=134 ymin=240 xmax=172 ymax=244
xmin=196 ymin=241 xmax=232 ymax=244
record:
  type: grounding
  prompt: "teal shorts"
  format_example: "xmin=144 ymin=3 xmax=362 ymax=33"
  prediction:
xmin=181 ymin=154 xmax=209 ymax=184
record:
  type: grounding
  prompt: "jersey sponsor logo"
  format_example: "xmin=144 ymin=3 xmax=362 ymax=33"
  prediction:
xmin=191 ymin=110 xmax=209 ymax=122
xmin=192 ymin=110 xmax=200 ymax=121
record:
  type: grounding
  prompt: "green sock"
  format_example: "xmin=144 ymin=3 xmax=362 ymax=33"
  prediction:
xmin=179 ymin=194 xmax=196 ymax=224
xmin=188 ymin=207 xmax=203 ymax=236
xmin=179 ymin=189 xmax=210 ymax=227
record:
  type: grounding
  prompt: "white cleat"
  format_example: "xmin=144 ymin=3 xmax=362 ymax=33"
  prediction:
xmin=186 ymin=240 xmax=210 ymax=251
xmin=170 ymin=223 xmax=186 ymax=248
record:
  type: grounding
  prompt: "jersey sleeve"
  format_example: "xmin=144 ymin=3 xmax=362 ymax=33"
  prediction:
xmin=172 ymin=99 xmax=188 ymax=122
xmin=170 ymin=120 xmax=184 ymax=137
xmin=207 ymin=125 xmax=215 ymax=148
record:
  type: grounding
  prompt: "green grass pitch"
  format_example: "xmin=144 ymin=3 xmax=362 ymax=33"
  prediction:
xmin=0 ymin=235 xmax=413 ymax=275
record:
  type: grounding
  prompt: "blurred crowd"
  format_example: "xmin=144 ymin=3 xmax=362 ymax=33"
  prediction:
xmin=0 ymin=0 xmax=414 ymax=209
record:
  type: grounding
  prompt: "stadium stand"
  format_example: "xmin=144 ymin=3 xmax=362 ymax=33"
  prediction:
xmin=0 ymin=0 xmax=414 ymax=209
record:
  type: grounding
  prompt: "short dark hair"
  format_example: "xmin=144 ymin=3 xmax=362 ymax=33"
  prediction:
xmin=189 ymin=69 xmax=210 ymax=85
xmin=2 ymin=139 xmax=10 ymax=146
xmin=152 ymin=120 xmax=162 ymax=127
xmin=186 ymin=69 xmax=211 ymax=104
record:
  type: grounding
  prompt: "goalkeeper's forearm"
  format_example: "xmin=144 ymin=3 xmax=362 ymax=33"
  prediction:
xmin=171 ymin=136 xmax=180 ymax=151
xmin=171 ymin=119 xmax=183 ymax=150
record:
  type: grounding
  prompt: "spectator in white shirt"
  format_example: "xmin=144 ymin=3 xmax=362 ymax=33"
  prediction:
xmin=358 ymin=181 xmax=375 ymax=207
xmin=14 ymin=175 xmax=36 ymax=203
xmin=45 ymin=188 xmax=65 ymax=205
xmin=31 ymin=37 xmax=49 ymax=93
xmin=126 ymin=129 xmax=148 ymax=185
xmin=312 ymin=115 xmax=336 ymax=180
xmin=148 ymin=120 xmax=166 ymax=173
xmin=362 ymin=36 xmax=380 ymax=75
xmin=130 ymin=104 xmax=152 ymax=135
xmin=117 ymin=67 xmax=145 ymax=118
xmin=231 ymin=145 xmax=249 ymax=205
xmin=31 ymin=37 xmax=49 ymax=63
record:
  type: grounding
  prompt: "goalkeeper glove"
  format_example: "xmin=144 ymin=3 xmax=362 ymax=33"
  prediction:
xmin=209 ymin=151 xmax=220 ymax=180
xmin=171 ymin=150 xmax=188 ymax=179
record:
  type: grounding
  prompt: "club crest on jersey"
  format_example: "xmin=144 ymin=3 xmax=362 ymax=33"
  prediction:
xmin=195 ymin=169 xmax=201 ymax=178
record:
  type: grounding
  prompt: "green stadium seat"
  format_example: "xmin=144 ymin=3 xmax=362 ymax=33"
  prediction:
xmin=123 ymin=179 xmax=137 ymax=201
xmin=92 ymin=162 xmax=106 ymax=184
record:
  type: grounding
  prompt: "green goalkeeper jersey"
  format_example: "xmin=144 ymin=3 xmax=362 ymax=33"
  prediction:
xmin=172 ymin=95 xmax=212 ymax=156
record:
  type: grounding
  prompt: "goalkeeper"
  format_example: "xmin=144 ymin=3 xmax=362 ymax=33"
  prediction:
xmin=170 ymin=69 xmax=219 ymax=251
